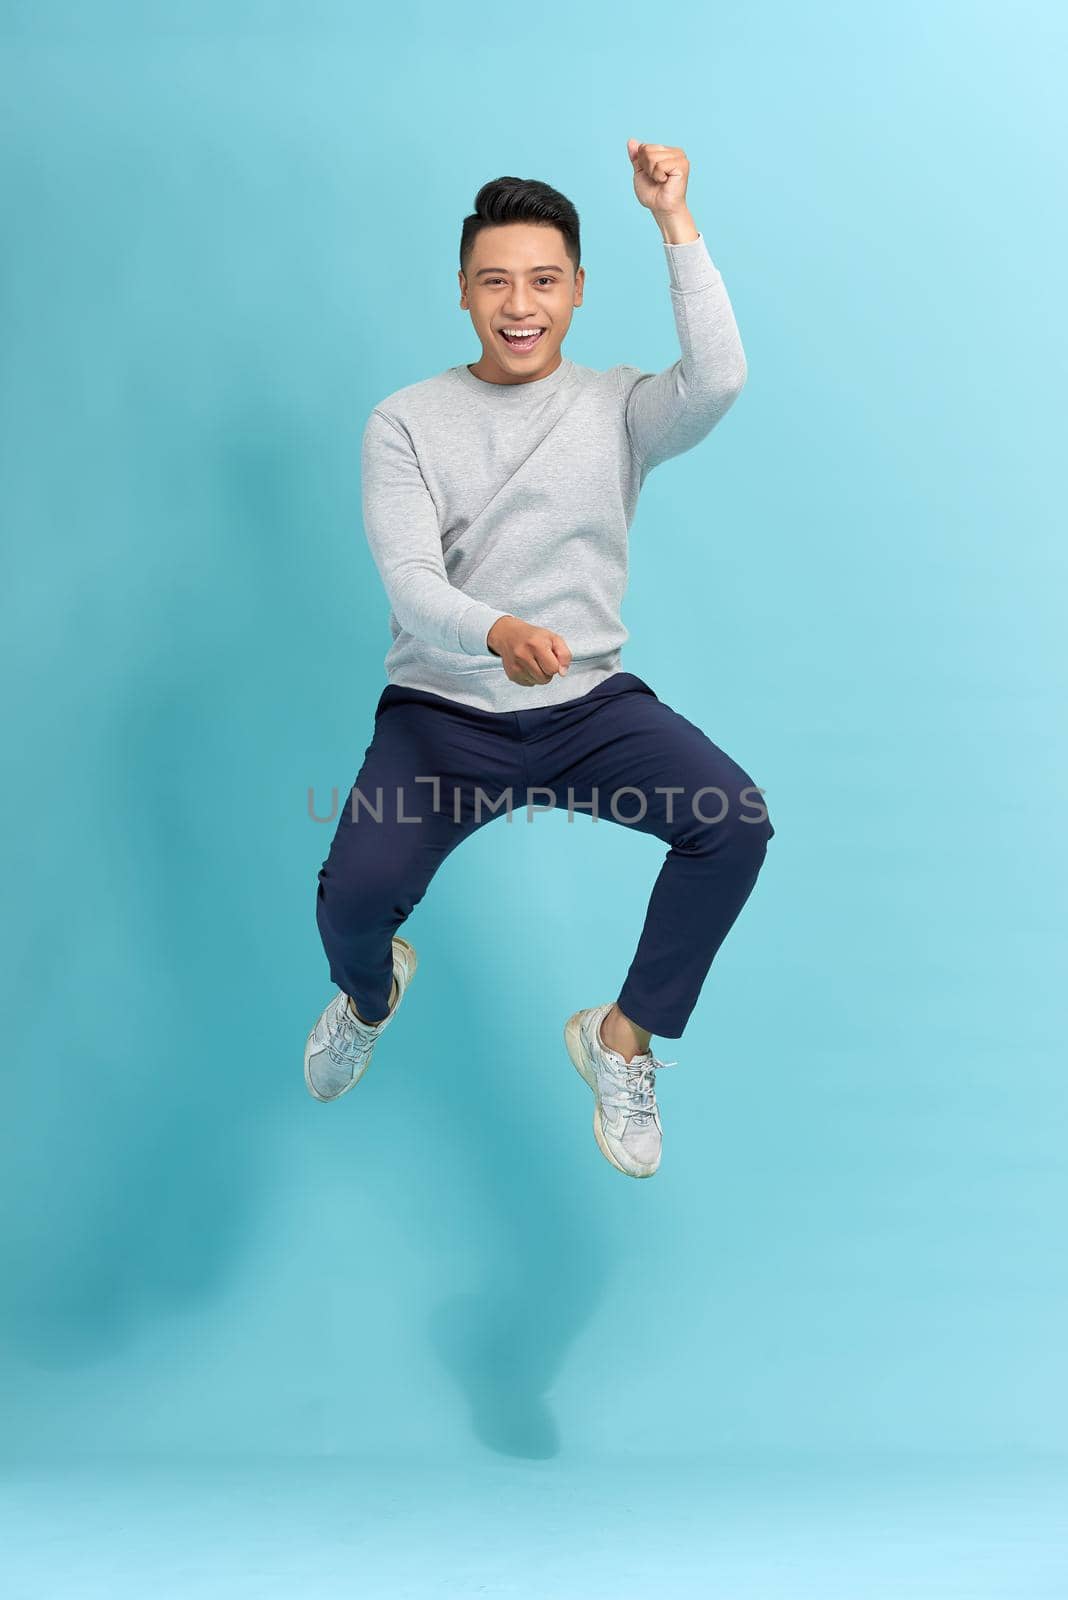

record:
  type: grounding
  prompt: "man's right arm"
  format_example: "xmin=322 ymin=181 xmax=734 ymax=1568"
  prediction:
xmin=361 ymin=408 xmax=512 ymax=656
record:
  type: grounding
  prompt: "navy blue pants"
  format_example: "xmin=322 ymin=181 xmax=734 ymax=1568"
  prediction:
xmin=315 ymin=672 xmax=774 ymax=1039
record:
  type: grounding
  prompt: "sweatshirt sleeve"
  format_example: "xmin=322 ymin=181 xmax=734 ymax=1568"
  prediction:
xmin=361 ymin=408 xmax=514 ymax=657
xmin=617 ymin=232 xmax=748 ymax=477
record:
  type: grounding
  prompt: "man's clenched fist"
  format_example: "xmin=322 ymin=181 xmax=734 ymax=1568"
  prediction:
xmin=487 ymin=615 xmax=572 ymax=687
xmin=626 ymin=138 xmax=690 ymax=217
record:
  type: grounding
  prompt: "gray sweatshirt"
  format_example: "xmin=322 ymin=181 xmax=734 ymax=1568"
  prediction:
xmin=360 ymin=231 xmax=746 ymax=714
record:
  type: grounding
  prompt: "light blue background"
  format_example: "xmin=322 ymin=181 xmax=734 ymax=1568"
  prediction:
xmin=2 ymin=2 xmax=1066 ymax=1594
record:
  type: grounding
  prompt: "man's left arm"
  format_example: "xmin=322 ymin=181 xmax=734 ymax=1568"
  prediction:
xmin=620 ymin=140 xmax=748 ymax=476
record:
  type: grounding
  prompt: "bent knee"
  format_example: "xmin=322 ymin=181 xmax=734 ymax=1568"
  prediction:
xmin=316 ymin=859 xmax=403 ymax=935
xmin=728 ymin=809 xmax=774 ymax=863
xmin=682 ymin=796 xmax=773 ymax=864
xmin=686 ymin=775 xmax=772 ymax=839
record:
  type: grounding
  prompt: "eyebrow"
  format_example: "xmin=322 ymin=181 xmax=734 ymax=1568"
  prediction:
xmin=474 ymin=264 xmax=566 ymax=276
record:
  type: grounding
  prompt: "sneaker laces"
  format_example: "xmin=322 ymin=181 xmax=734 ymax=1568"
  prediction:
xmin=325 ymin=992 xmax=381 ymax=1063
xmin=598 ymin=1049 xmax=679 ymax=1127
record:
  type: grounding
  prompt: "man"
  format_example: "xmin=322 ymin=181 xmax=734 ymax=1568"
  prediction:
xmin=306 ymin=140 xmax=775 ymax=1179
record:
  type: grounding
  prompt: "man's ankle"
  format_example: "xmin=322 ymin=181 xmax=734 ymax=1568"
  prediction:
xmin=348 ymin=976 xmax=398 ymax=1026
xmin=599 ymin=1003 xmax=651 ymax=1062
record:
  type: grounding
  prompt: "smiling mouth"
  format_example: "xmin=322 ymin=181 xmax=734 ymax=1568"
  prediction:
xmin=497 ymin=327 xmax=547 ymax=353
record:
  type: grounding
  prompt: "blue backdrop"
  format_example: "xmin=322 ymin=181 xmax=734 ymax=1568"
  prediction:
xmin=3 ymin=2 xmax=1065 ymax=1595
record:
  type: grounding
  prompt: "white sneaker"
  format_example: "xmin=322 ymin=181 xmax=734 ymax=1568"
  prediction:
xmin=304 ymin=936 xmax=418 ymax=1102
xmin=564 ymin=1003 xmax=679 ymax=1178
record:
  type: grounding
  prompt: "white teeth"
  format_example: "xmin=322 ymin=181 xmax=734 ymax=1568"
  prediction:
xmin=501 ymin=328 xmax=543 ymax=337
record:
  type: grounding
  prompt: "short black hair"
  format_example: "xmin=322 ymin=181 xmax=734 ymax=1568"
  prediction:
xmin=460 ymin=176 xmax=581 ymax=280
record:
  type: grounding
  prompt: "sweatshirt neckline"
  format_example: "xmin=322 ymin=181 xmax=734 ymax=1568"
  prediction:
xmin=451 ymin=355 xmax=574 ymax=399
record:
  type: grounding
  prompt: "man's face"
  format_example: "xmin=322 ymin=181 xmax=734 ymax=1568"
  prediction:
xmin=459 ymin=222 xmax=584 ymax=385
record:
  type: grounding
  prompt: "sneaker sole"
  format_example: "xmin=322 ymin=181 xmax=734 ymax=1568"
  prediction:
xmin=563 ymin=1010 xmax=657 ymax=1179
xmin=304 ymin=936 xmax=418 ymax=1103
